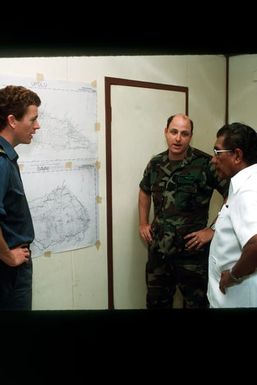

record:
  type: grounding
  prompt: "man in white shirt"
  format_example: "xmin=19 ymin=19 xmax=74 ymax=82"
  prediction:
xmin=208 ymin=122 xmax=257 ymax=308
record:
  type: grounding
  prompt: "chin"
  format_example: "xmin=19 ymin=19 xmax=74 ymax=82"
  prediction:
xmin=217 ymin=170 xmax=227 ymax=179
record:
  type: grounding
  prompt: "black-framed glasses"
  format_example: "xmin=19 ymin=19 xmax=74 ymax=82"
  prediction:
xmin=213 ymin=148 xmax=233 ymax=156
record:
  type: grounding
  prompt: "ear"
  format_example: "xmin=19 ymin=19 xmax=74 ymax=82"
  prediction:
xmin=233 ymin=148 xmax=243 ymax=163
xmin=7 ymin=114 xmax=16 ymax=129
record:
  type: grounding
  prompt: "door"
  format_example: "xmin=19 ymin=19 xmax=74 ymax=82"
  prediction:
xmin=105 ymin=77 xmax=188 ymax=308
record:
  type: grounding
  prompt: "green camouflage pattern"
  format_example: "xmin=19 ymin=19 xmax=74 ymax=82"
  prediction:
xmin=146 ymin=254 xmax=209 ymax=308
xmin=140 ymin=146 xmax=228 ymax=258
xmin=140 ymin=146 xmax=229 ymax=308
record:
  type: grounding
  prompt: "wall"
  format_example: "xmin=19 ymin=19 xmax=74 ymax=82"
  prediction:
xmin=229 ymin=54 xmax=257 ymax=125
xmin=0 ymin=55 xmax=226 ymax=309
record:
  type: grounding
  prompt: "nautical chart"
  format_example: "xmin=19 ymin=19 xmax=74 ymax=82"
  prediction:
xmin=0 ymin=75 xmax=98 ymax=257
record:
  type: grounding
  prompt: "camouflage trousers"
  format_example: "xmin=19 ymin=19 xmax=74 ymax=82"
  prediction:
xmin=146 ymin=247 xmax=209 ymax=309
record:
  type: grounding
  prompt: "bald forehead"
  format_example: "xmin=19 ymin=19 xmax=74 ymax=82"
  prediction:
xmin=169 ymin=115 xmax=192 ymax=131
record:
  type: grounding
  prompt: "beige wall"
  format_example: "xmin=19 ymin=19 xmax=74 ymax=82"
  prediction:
xmin=229 ymin=54 xmax=257 ymax=126
xmin=0 ymin=55 xmax=226 ymax=309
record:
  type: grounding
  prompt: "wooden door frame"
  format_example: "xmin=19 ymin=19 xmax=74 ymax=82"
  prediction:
xmin=105 ymin=76 xmax=188 ymax=309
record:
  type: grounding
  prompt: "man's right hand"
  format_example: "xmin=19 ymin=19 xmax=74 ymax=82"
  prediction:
xmin=139 ymin=224 xmax=153 ymax=244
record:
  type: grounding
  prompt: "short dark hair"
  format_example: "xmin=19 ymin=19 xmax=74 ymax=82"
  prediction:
xmin=217 ymin=122 xmax=257 ymax=165
xmin=167 ymin=114 xmax=194 ymax=133
xmin=0 ymin=85 xmax=41 ymax=131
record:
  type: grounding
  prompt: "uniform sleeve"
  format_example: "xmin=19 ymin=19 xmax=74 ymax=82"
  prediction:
xmin=231 ymin=190 xmax=257 ymax=247
xmin=139 ymin=161 xmax=152 ymax=194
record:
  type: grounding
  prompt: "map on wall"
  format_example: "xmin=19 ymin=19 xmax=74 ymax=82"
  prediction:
xmin=0 ymin=75 xmax=98 ymax=257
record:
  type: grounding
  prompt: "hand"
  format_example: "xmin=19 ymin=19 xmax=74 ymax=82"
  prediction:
xmin=184 ymin=227 xmax=214 ymax=251
xmin=139 ymin=224 xmax=153 ymax=244
xmin=1 ymin=246 xmax=30 ymax=267
xmin=219 ymin=270 xmax=236 ymax=294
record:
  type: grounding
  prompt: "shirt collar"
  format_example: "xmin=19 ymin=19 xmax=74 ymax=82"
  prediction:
xmin=230 ymin=164 xmax=257 ymax=194
xmin=0 ymin=136 xmax=18 ymax=161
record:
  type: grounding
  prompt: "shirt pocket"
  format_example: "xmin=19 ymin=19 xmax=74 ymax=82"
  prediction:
xmin=175 ymin=182 xmax=198 ymax=210
xmin=215 ymin=204 xmax=229 ymax=230
xmin=209 ymin=254 xmax=222 ymax=281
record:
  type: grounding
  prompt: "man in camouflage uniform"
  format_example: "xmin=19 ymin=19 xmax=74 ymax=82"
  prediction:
xmin=138 ymin=114 xmax=229 ymax=309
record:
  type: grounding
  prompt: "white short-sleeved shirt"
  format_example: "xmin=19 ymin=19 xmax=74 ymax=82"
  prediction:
xmin=208 ymin=164 xmax=257 ymax=308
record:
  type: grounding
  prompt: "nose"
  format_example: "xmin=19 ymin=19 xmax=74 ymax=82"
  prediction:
xmin=175 ymin=132 xmax=182 ymax=141
xmin=211 ymin=156 xmax=217 ymax=164
xmin=34 ymin=120 xmax=40 ymax=130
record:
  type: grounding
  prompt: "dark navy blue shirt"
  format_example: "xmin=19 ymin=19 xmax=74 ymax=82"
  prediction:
xmin=0 ymin=136 xmax=34 ymax=248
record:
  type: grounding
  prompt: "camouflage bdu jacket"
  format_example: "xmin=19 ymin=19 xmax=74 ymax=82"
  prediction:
xmin=139 ymin=147 xmax=229 ymax=259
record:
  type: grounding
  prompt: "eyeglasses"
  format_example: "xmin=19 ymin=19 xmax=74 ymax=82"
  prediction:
xmin=213 ymin=148 xmax=233 ymax=156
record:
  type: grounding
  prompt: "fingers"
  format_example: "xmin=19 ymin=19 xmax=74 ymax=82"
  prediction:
xmin=185 ymin=236 xmax=201 ymax=250
xmin=184 ymin=232 xmax=195 ymax=240
xmin=140 ymin=230 xmax=152 ymax=243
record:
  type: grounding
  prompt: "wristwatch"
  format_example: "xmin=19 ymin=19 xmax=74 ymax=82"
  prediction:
xmin=229 ymin=270 xmax=244 ymax=283
xmin=210 ymin=223 xmax=215 ymax=231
